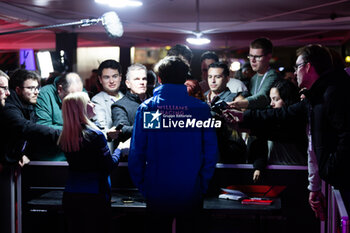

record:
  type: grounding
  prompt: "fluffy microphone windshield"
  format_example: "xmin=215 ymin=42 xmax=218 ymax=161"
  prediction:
xmin=102 ymin=11 xmax=123 ymax=38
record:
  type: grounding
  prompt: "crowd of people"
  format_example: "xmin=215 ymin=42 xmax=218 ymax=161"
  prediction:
xmin=0 ymin=37 xmax=349 ymax=233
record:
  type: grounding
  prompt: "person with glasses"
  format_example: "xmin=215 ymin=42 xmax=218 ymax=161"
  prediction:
xmin=0 ymin=70 xmax=10 ymax=107
xmin=34 ymin=72 xmax=83 ymax=160
xmin=91 ymin=60 xmax=124 ymax=153
xmin=223 ymin=44 xmax=350 ymax=221
xmin=0 ymin=69 xmax=60 ymax=233
xmin=111 ymin=63 xmax=149 ymax=152
xmin=231 ymin=37 xmax=279 ymax=110
xmin=227 ymin=38 xmax=280 ymax=182
xmin=0 ymin=69 xmax=60 ymax=165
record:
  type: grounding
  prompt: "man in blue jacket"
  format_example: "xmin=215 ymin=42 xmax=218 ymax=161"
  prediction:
xmin=128 ymin=56 xmax=218 ymax=233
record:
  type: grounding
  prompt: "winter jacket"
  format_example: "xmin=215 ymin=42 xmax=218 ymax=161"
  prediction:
xmin=111 ymin=91 xmax=146 ymax=143
xmin=0 ymin=90 xmax=60 ymax=163
xmin=128 ymin=84 xmax=218 ymax=213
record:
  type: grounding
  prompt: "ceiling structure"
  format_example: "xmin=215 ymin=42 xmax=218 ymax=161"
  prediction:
xmin=0 ymin=0 xmax=350 ymax=51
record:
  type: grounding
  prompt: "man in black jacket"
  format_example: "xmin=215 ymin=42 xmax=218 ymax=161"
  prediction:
xmin=110 ymin=63 xmax=148 ymax=147
xmin=0 ymin=69 xmax=61 ymax=164
xmin=0 ymin=69 xmax=61 ymax=233
xmin=224 ymin=44 xmax=350 ymax=218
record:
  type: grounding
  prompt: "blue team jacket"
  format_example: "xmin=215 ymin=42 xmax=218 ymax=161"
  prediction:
xmin=128 ymin=84 xmax=218 ymax=212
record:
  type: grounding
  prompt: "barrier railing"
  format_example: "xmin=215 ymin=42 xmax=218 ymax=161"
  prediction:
xmin=13 ymin=162 xmax=308 ymax=233
xmin=14 ymin=162 xmax=350 ymax=233
xmin=328 ymin=186 xmax=349 ymax=233
xmin=28 ymin=161 xmax=308 ymax=170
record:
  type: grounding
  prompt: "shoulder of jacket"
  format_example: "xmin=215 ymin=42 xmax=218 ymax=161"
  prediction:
xmin=112 ymin=96 xmax=126 ymax=108
xmin=91 ymin=92 xmax=108 ymax=101
xmin=39 ymin=84 xmax=56 ymax=95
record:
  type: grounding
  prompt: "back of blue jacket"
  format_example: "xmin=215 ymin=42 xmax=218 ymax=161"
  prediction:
xmin=128 ymin=84 xmax=218 ymax=213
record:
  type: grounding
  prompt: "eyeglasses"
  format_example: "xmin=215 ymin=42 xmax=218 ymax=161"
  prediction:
xmin=247 ymin=54 xmax=266 ymax=61
xmin=294 ymin=62 xmax=307 ymax=71
xmin=21 ymin=86 xmax=40 ymax=92
xmin=0 ymin=86 xmax=9 ymax=91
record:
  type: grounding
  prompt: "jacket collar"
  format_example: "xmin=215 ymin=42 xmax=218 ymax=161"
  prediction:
xmin=305 ymin=68 xmax=346 ymax=104
xmin=125 ymin=90 xmax=147 ymax=104
xmin=5 ymin=89 xmax=34 ymax=114
xmin=153 ymin=84 xmax=187 ymax=97
xmin=205 ymin=87 xmax=231 ymax=104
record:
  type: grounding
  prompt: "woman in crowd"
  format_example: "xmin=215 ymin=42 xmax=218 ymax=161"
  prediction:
xmin=227 ymin=79 xmax=307 ymax=181
xmin=58 ymin=92 xmax=119 ymax=233
xmin=266 ymin=79 xmax=307 ymax=165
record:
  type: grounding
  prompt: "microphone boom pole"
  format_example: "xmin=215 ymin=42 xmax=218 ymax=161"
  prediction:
xmin=0 ymin=19 xmax=99 ymax=36
xmin=0 ymin=11 xmax=123 ymax=38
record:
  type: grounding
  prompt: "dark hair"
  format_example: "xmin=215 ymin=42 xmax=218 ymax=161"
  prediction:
xmin=296 ymin=44 xmax=332 ymax=76
xmin=9 ymin=69 xmax=40 ymax=90
xmin=200 ymin=51 xmax=219 ymax=63
xmin=250 ymin=37 xmax=273 ymax=55
xmin=97 ymin=59 xmax=122 ymax=77
xmin=154 ymin=56 xmax=189 ymax=84
xmin=184 ymin=79 xmax=205 ymax=101
xmin=167 ymin=44 xmax=193 ymax=64
xmin=147 ymin=70 xmax=157 ymax=87
xmin=56 ymin=72 xmax=82 ymax=92
xmin=272 ymin=79 xmax=299 ymax=106
xmin=208 ymin=62 xmax=230 ymax=77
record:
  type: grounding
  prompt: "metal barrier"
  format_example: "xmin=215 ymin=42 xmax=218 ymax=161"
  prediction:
xmin=0 ymin=167 xmax=16 ymax=233
xmin=29 ymin=161 xmax=308 ymax=170
xmin=16 ymin=162 xmax=310 ymax=233
xmin=13 ymin=161 xmax=350 ymax=233
xmin=328 ymin=186 xmax=349 ymax=233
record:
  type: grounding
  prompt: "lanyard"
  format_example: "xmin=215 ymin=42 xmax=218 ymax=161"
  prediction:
xmin=254 ymin=70 xmax=269 ymax=95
